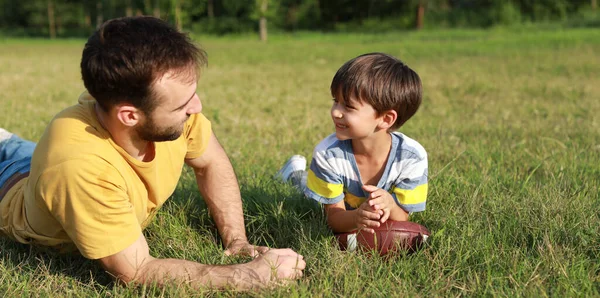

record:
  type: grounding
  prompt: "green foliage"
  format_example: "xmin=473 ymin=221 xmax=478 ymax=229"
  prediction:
xmin=178 ymin=0 xmax=207 ymax=28
xmin=494 ymin=2 xmax=523 ymax=25
xmin=0 ymin=0 xmax=599 ymax=37
xmin=191 ymin=17 xmax=256 ymax=35
xmin=272 ymin=0 xmax=322 ymax=31
xmin=566 ymin=7 xmax=600 ymax=28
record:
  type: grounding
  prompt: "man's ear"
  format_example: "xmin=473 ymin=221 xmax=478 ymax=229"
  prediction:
xmin=378 ymin=110 xmax=397 ymax=130
xmin=115 ymin=104 xmax=141 ymax=127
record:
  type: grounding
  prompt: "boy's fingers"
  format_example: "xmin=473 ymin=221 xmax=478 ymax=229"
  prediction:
xmin=358 ymin=214 xmax=381 ymax=227
xmin=369 ymin=189 xmax=384 ymax=199
xmin=359 ymin=208 xmax=381 ymax=220
xmin=361 ymin=220 xmax=380 ymax=229
xmin=368 ymin=197 xmax=384 ymax=208
xmin=380 ymin=210 xmax=391 ymax=223
xmin=362 ymin=184 xmax=378 ymax=192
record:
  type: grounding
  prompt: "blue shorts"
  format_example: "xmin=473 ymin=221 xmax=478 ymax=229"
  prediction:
xmin=0 ymin=135 xmax=36 ymax=193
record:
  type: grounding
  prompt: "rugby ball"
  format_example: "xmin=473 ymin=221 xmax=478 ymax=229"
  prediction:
xmin=335 ymin=220 xmax=430 ymax=256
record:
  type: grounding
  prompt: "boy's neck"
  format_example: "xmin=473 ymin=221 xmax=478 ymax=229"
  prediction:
xmin=351 ymin=130 xmax=392 ymax=158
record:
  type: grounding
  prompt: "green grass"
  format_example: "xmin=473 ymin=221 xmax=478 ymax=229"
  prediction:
xmin=1 ymin=28 xmax=599 ymax=296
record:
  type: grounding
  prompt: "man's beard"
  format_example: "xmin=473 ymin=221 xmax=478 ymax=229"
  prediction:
xmin=136 ymin=117 xmax=184 ymax=142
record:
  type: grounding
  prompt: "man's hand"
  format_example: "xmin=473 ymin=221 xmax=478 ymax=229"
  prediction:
xmin=249 ymin=248 xmax=305 ymax=286
xmin=362 ymin=184 xmax=395 ymax=224
xmin=354 ymin=200 xmax=382 ymax=234
xmin=224 ymin=239 xmax=270 ymax=257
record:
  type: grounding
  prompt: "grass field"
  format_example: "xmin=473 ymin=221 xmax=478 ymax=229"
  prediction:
xmin=1 ymin=27 xmax=599 ymax=296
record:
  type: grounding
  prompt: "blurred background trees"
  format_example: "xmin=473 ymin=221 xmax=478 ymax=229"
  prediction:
xmin=0 ymin=0 xmax=597 ymax=38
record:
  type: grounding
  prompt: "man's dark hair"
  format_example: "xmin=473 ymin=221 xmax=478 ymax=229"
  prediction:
xmin=331 ymin=53 xmax=422 ymax=130
xmin=81 ymin=16 xmax=207 ymax=114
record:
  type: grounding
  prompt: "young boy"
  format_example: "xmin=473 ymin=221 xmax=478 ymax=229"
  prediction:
xmin=277 ymin=52 xmax=428 ymax=234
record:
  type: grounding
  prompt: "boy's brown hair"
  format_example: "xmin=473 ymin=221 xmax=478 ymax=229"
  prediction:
xmin=330 ymin=53 xmax=422 ymax=130
xmin=81 ymin=16 xmax=207 ymax=115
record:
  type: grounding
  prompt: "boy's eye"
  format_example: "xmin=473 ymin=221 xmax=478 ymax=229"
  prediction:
xmin=344 ymin=102 xmax=356 ymax=110
xmin=332 ymin=98 xmax=355 ymax=110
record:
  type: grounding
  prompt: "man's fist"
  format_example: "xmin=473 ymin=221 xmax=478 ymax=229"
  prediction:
xmin=250 ymin=248 xmax=306 ymax=286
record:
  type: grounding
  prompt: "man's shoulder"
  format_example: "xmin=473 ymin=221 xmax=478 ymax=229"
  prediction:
xmin=42 ymin=115 xmax=110 ymax=155
xmin=33 ymin=99 xmax=123 ymax=176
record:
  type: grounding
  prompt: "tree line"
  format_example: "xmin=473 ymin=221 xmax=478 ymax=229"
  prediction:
xmin=0 ymin=0 xmax=597 ymax=39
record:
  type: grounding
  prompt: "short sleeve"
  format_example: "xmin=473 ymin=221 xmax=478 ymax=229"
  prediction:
xmin=184 ymin=113 xmax=212 ymax=159
xmin=304 ymin=151 xmax=345 ymax=205
xmin=36 ymin=159 xmax=141 ymax=259
xmin=390 ymin=151 xmax=428 ymax=213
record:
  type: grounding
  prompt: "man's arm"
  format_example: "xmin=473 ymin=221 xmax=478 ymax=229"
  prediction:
xmin=184 ymin=131 xmax=258 ymax=254
xmin=98 ymin=233 xmax=305 ymax=289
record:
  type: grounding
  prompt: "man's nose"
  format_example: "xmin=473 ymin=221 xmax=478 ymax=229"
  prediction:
xmin=187 ymin=95 xmax=202 ymax=114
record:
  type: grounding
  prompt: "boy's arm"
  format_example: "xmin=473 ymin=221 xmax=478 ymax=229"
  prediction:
xmin=388 ymin=204 xmax=409 ymax=221
xmin=388 ymin=144 xmax=429 ymax=214
xmin=323 ymin=200 xmax=382 ymax=233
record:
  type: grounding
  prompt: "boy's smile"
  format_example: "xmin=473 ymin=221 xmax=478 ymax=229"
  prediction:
xmin=334 ymin=122 xmax=348 ymax=130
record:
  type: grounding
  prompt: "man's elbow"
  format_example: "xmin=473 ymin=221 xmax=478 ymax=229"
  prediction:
xmin=101 ymin=265 xmax=140 ymax=285
xmin=99 ymin=258 xmax=156 ymax=286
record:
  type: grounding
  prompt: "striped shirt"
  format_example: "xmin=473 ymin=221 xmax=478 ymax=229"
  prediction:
xmin=304 ymin=132 xmax=428 ymax=212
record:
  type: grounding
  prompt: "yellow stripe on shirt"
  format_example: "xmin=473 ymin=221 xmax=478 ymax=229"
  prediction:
xmin=306 ymin=170 xmax=344 ymax=199
xmin=392 ymin=184 xmax=428 ymax=205
xmin=344 ymin=192 xmax=367 ymax=209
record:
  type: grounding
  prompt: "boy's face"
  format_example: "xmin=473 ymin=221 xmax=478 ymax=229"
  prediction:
xmin=330 ymin=95 xmax=384 ymax=141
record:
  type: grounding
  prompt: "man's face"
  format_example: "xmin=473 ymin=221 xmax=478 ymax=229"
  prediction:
xmin=136 ymin=71 xmax=202 ymax=142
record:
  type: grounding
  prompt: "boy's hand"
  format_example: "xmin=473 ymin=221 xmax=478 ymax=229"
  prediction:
xmin=362 ymin=184 xmax=395 ymax=224
xmin=355 ymin=201 xmax=382 ymax=234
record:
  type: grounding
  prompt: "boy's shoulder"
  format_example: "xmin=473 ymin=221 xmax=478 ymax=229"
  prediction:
xmin=312 ymin=133 xmax=348 ymax=157
xmin=392 ymin=131 xmax=427 ymax=160
xmin=311 ymin=132 xmax=427 ymax=159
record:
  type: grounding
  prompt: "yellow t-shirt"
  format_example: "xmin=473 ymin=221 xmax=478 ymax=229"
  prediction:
xmin=0 ymin=93 xmax=212 ymax=259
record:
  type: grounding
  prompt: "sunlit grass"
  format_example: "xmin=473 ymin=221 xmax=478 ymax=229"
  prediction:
xmin=1 ymin=28 xmax=599 ymax=296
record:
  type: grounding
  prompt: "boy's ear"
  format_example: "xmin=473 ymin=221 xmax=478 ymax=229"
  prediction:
xmin=379 ymin=110 xmax=397 ymax=130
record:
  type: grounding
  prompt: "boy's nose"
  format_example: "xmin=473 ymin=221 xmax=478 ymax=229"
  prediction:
xmin=331 ymin=109 xmax=343 ymax=119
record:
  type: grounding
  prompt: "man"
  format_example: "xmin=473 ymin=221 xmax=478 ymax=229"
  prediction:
xmin=0 ymin=16 xmax=305 ymax=290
